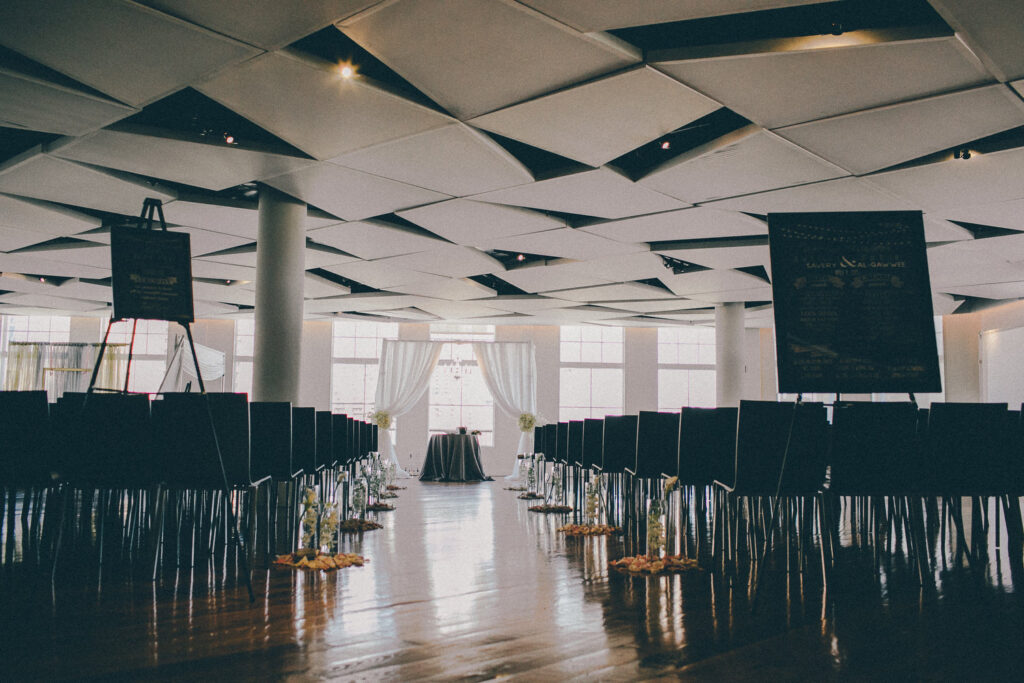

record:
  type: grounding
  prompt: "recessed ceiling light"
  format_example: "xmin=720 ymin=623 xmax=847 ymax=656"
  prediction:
xmin=516 ymin=254 xmax=526 ymax=262
xmin=339 ymin=63 xmax=355 ymax=79
xmin=660 ymin=141 xmax=671 ymax=150
xmin=223 ymin=133 xmax=235 ymax=144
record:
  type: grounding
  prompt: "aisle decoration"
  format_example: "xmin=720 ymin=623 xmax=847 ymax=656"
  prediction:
xmin=518 ymin=412 xmax=536 ymax=432
xmin=529 ymin=467 xmax=572 ymax=513
xmin=300 ymin=475 xmax=344 ymax=552
xmin=361 ymin=455 xmax=396 ymax=511
xmin=558 ymin=474 xmax=619 ymax=535
xmin=517 ymin=458 xmax=543 ymax=499
xmin=609 ymin=477 xmax=696 ymax=575
xmin=273 ymin=549 xmax=368 ymax=571
xmin=339 ymin=480 xmax=383 ymax=532
xmin=528 ymin=504 xmax=573 ymax=514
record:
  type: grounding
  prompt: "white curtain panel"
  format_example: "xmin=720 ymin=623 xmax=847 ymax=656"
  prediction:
xmin=374 ymin=339 xmax=444 ymax=477
xmin=3 ymin=342 xmax=127 ymax=400
xmin=157 ymin=336 xmax=226 ymax=393
xmin=472 ymin=341 xmax=537 ymax=479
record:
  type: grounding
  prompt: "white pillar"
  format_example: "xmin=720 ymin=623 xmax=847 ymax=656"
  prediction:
xmin=715 ymin=302 xmax=744 ymax=407
xmin=252 ymin=186 xmax=305 ymax=403
xmin=942 ymin=313 xmax=982 ymax=402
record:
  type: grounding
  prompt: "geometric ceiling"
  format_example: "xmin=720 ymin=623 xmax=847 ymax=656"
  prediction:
xmin=2 ymin=0 xmax=1024 ymax=326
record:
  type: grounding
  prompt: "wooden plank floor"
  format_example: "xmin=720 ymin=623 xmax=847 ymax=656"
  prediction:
xmin=2 ymin=482 xmax=1024 ymax=681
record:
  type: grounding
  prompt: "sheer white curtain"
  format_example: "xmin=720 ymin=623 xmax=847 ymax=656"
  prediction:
xmin=373 ymin=339 xmax=444 ymax=477
xmin=4 ymin=342 xmax=128 ymax=401
xmin=471 ymin=341 xmax=537 ymax=479
xmin=157 ymin=336 xmax=226 ymax=393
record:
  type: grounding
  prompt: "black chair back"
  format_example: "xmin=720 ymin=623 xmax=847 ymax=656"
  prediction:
xmin=679 ymin=407 xmax=737 ymax=487
xmin=0 ymin=390 xmax=50 ymax=486
xmin=330 ymin=414 xmax=348 ymax=468
xmin=927 ymin=402 xmax=1014 ymax=495
xmin=568 ymin=420 xmax=584 ymax=467
xmin=555 ymin=422 xmax=569 ymax=464
xmin=582 ymin=418 xmax=603 ymax=469
xmin=65 ymin=393 xmax=152 ymax=487
xmin=829 ymin=402 xmax=920 ymax=495
xmin=730 ymin=401 xmax=828 ymax=495
xmin=533 ymin=425 xmax=543 ymax=454
xmin=315 ymin=410 xmax=332 ymax=472
xmin=250 ymin=401 xmax=294 ymax=481
xmin=292 ymin=407 xmax=315 ymax=476
xmin=153 ymin=392 xmax=252 ymax=488
xmin=636 ymin=411 xmax=680 ymax=479
xmin=541 ymin=423 xmax=557 ymax=458
xmin=602 ymin=415 xmax=638 ymax=474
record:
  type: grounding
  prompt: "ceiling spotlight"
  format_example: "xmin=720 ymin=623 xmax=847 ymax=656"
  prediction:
xmin=225 ymin=279 xmax=233 ymax=285
xmin=38 ymin=277 xmax=45 ymax=283
xmin=223 ymin=133 xmax=235 ymax=144
xmin=954 ymin=148 xmax=972 ymax=160
xmin=660 ymin=141 xmax=671 ymax=150
xmin=830 ymin=22 xmax=844 ymax=36
xmin=339 ymin=63 xmax=355 ymax=79
xmin=515 ymin=253 xmax=526 ymax=262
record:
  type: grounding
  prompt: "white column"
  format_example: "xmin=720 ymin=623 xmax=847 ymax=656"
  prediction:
xmin=715 ymin=302 xmax=744 ymax=407
xmin=624 ymin=327 xmax=658 ymax=413
xmin=252 ymin=186 xmax=305 ymax=403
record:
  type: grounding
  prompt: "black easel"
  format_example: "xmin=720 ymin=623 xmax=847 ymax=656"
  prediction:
xmin=82 ymin=198 xmax=255 ymax=602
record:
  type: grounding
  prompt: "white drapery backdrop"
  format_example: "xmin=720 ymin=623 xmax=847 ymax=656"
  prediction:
xmin=471 ymin=341 xmax=537 ymax=480
xmin=3 ymin=342 xmax=129 ymax=401
xmin=157 ymin=336 xmax=226 ymax=393
xmin=373 ymin=339 xmax=444 ymax=478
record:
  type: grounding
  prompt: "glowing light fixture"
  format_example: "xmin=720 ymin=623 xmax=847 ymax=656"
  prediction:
xmin=339 ymin=63 xmax=355 ymax=79
xmin=516 ymin=254 xmax=526 ymax=262
xmin=660 ymin=141 xmax=671 ymax=150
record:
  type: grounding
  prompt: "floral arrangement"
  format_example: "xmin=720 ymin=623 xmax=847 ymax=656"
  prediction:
xmin=274 ymin=550 xmax=368 ymax=571
xmin=518 ymin=491 xmax=543 ymax=500
xmin=526 ymin=458 xmax=536 ymax=492
xmin=366 ymin=502 xmax=395 ymax=511
xmin=300 ymin=476 xmax=344 ymax=552
xmin=647 ymin=498 xmax=665 ymax=556
xmin=369 ymin=410 xmax=391 ymax=430
xmin=585 ymin=474 xmax=604 ymax=525
xmin=518 ymin=412 xmax=536 ymax=432
xmin=528 ymin=504 xmax=573 ymax=514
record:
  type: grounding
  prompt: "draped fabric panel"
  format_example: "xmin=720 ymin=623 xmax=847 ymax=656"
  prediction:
xmin=471 ymin=341 xmax=537 ymax=479
xmin=157 ymin=336 xmax=226 ymax=393
xmin=373 ymin=339 xmax=444 ymax=477
xmin=4 ymin=342 xmax=128 ymax=401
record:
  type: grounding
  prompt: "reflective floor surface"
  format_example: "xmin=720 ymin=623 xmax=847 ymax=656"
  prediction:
xmin=2 ymin=482 xmax=1024 ymax=681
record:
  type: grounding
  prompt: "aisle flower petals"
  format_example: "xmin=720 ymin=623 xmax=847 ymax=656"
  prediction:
xmin=557 ymin=523 xmax=620 ymax=536
xmin=609 ymin=555 xmax=700 ymax=575
xmin=338 ymin=518 xmax=383 ymax=533
xmin=528 ymin=504 xmax=573 ymax=514
xmin=274 ymin=551 xmax=368 ymax=571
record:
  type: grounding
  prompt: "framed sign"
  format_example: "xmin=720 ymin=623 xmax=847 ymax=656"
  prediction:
xmin=768 ymin=211 xmax=941 ymax=394
xmin=110 ymin=225 xmax=194 ymax=323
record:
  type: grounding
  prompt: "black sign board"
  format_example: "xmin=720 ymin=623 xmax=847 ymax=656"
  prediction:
xmin=767 ymin=211 xmax=941 ymax=394
xmin=111 ymin=225 xmax=194 ymax=323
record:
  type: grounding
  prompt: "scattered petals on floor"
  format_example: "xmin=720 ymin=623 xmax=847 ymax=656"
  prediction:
xmin=528 ymin=504 xmax=573 ymax=514
xmin=273 ymin=551 xmax=368 ymax=571
xmin=365 ymin=503 xmax=395 ymax=512
xmin=557 ymin=523 xmax=620 ymax=536
xmin=517 ymin=492 xmax=543 ymax=500
xmin=338 ymin=518 xmax=383 ymax=533
xmin=610 ymin=554 xmax=700 ymax=575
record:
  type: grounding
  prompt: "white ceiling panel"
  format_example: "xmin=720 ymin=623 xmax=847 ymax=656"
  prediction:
xmin=195 ymin=300 xmax=240 ymax=316
xmin=397 ymin=199 xmax=560 ymax=246
xmin=0 ymin=193 xmax=99 ymax=238
xmin=517 ymin=0 xmax=826 ymax=31
xmin=472 ymin=295 xmax=568 ymax=313
xmin=413 ymin=299 xmax=505 ymax=320
xmin=707 ymin=177 xmax=917 ymax=214
xmin=304 ymin=272 xmax=351 ymax=298
xmin=197 ymin=50 xmax=452 ymax=161
xmin=686 ymin=287 xmax=774 ymax=304
xmin=339 ymin=0 xmax=639 ymax=120
xmin=936 ymin=198 xmax=1024 ymax=233
xmin=0 ymin=66 xmax=137 ymax=136
xmin=484 ymin=227 xmax=646 ymax=260
xmin=932 ymin=232 xmax=1024 ymax=264
xmin=932 ymin=291 xmax=959 ymax=316
xmin=581 ymin=207 xmax=767 ymax=243
xmin=658 ymin=268 xmax=766 ymax=296
xmin=71 ymin=225 xmax=253 ymax=256
xmin=304 ymin=244 xmax=361 ymax=269
xmin=332 ymin=123 xmax=532 ymax=196
xmin=0 ymin=274 xmax=72 ymax=295
xmin=0 ymin=226 xmax=61 ymax=252
xmin=599 ymin=298 xmax=708 ymax=313
xmin=472 ymin=167 xmax=687 ymax=219
xmin=0 ymin=0 xmax=259 ymax=107
xmin=469 ymin=66 xmax=719 ymax=167
xmin=137 ymin=0 xmax=380 ymax=49
xmin=926 ymin=242 xmax=1024 ymax=288
xmin=263 ymin=162 xmax=448 ymax=221
xmin=775 ymin=85 xmax=1024 ymax=175
xmin=0 ymin=292 xmax=107 ymax=312
xmin=305 ymin=292 xmax=431 ymax=314
xmin=648 ymin=310 xmax=716 ymax=322
xmin=161 ymin=199 xmax=333 ymax=240
xmin=190 ymin=259 xmax=256 ymax=282
xmin=656 ymin=245 xmax=771 ymax=271
xmin=538 ymin=252 xmax=668 ymax=283
xmin=200 ymin=246 xmax=257 ymax=268
xmin=371 ymin=307 xmax=440 ymax=321
xmin=371 ymin=245 xmax=504 ymax=279
xmin=526 ymin=305 xmax=628 ymax=323
xmin=941 ymin=281 xmax=1024 ymax=300
xmin=389 ymin=274 xmax=496 ymax=301
xmin=546 ymin=282 xmax=676 ymax=303
xmin=0 ymin=151 xmax=176 ymax=214
xmin=54 ymin=279 xmax=114 ymax=302
xmin=50 ymin=127 xmax=313 ymax=191
xmin=309 ymin=220 xmax=447 ymax=259
xmin=655 ymin=34 xmax=990 ymax=128
xmin=17 ymin=243 xmax=111 ymax=269
xmin=929 ymin=0 xmax=1024 ymax=81
xmin=192 ymin=282 xmax=256 ymax=306
xmin=640 ymin=127 xmax=846 ymax=203
xmin=321 ymin=260 xmax=438 ymax=290
xmin=867 ymin=146 xmax=1024 ymax=212
xmin=923 ymin=216 xmax=974 ymax=242
xmin=495 ymin=263 xmax=612 ymax=293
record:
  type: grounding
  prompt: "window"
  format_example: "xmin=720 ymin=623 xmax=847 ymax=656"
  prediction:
xmin=559 ymin=326 xmax=624 ymax=420
xmin=429 ymin=324 xmax=495 ymax=446
xmin=657 ymin=326 xmax=716 ymax=410
xmin=107 ymin=319 xmax=169 ymax=394
xmin=0 ymin=315 xmax=71 ymax=386
xmin=331 ymin=320 xmax=398 ymax=446
xmin=233 ymin=318 xmax=254 ymax=395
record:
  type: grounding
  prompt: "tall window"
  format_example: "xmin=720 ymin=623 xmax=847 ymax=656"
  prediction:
xmin=233 ymin=318 xmax=254 ymax=396
xmin=331 ymin=320 xmax=397 ymax=417
xmin=429 ymin=324 xmax=495 ymax=446
xmin=560 ymin=326 xmax=624 ymax=420
xmin=107 ymin=319 xmax=169 ymax=394
xmin=0 ymin=315 xmax=71 ymax=385
xmin=657 ymin=326 xmax=716 ymax=410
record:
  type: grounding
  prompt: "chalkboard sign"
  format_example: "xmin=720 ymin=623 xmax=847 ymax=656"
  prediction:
xmin=768 ymin=211 xmax=941 ymax=394
xmin=111 ymin=226 xmax=194 ymax=323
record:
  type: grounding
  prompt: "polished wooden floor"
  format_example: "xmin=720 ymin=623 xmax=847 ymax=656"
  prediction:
xmin=3 ymin=482 xmax=1024 ymax=681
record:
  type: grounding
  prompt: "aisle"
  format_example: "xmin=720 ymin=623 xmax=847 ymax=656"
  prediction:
xmin=2 ymin=481 xmax=1023 ymax=680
